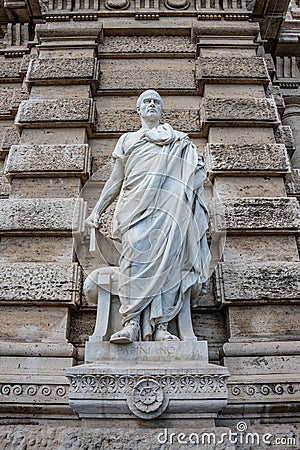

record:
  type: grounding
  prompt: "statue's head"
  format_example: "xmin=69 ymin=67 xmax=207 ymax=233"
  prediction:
xmin=136 ymin=90 xmax=162 ymax=122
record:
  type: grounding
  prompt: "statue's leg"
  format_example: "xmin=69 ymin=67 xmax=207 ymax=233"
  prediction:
xmin=110 ymin=315 xmax=140 ymax=344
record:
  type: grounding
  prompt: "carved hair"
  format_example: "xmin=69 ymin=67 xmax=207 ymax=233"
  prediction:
xmin=136 ymin=90 xmax=163 ymax=109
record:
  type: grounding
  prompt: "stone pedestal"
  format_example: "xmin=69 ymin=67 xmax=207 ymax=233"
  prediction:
xmin=67 ymin=341 xmax=229 ymax=420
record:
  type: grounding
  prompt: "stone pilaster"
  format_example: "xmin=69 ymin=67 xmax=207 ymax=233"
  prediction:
xmin=0 ymin=21 xmax=101 ymax=418
xmin=197 ymin=23 xmax=300 ymax=423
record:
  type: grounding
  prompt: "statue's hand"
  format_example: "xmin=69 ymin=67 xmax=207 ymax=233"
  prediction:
xmin=85 ymin=212 xmax=100 ymax=229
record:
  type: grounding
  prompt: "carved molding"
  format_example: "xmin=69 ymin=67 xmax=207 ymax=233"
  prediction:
xmin=68 ymin=373 xmax=228 ymax=395
xmin=230 ymin=383 xmax=296 ymax=397
xmin=0 ymin=383 xmax=67 ymax=399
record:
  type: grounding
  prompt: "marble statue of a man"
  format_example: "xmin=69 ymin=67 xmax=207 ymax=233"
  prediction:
xmin=86 ymin=90 xmax=210 ymax=344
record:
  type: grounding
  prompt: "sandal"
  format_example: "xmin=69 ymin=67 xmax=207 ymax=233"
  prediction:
xmin=154 ymin=323 xmax=180 ymax=342
xmin=110 ymin=318 xmax=140 ymax=344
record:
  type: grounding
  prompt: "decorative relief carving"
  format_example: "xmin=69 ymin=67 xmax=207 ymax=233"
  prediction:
xmin=165 ymin=0 xmax=190 ymax=10
xmin=128 ymin=378 xmax=167 ymax=419
xmin=105 ymin=0 xmax=130 ymax=9
xmin=230 ymin=383 xmax=297 ymax=398
xmin=68 ymin=373 xmax=228 ymax=394
xmin=0 ymin=383 xmax=67 ymax=398
xmin=2 ymin=23 xmax=31 ymax=54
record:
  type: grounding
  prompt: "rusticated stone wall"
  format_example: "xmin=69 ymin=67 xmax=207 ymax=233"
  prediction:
xmin=0 ymin=0 xmax=300 ymax=447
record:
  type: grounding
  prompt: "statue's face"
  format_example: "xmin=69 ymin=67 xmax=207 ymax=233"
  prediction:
xmin=137 ymin=92 xmax=162 ymax=120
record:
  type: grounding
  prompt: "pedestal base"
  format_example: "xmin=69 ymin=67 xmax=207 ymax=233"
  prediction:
xmin=67 ymin=342 xmax=229 ymax=420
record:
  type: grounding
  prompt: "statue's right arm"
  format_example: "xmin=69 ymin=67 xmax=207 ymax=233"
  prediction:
xmin=85 ymin=158 xmax=124 ymax=229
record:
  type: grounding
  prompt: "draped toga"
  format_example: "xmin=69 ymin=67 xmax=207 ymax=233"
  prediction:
xmin=111 ymin=123 xmax=210 ymax=340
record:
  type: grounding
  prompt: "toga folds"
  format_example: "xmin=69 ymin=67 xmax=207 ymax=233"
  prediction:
xmin=111 ymin=123 xmax=210 ymax=340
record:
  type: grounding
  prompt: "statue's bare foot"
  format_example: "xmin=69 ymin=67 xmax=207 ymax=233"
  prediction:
xmin=154 ymin=323 xmax=180 ymax=342
xmin=110 ymin=319 xmax=140 ymax=344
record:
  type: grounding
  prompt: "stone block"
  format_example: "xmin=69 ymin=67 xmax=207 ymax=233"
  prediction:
xmin=100 ymin=35 xmax=195 ymax=55
xmin=209 ymin=126 xmax=276 ymax=145
xmin=0 ymin=176 xmax=10 ymax=197
xmin=5 ymin=144 xmax=91 ymax=180
xmin=0 ymin=236 xmax=73 ymax=263
xmin=0 ymin=86 xmax=28 ymax=119
xmin=15 ymin=99 xmax=95 ymax=131
xmin=69 ymin=308 xmax=96 ymax=346
xmin=20 ymin=54 xmax=37 ymax=73
xmin=20 ymin=127 xmax=86 ymax=145
xmin=205 ymin=143 xmax=290 ymax=177
xmin=275 ymin=125 xmax=296 ymax=157
xmin=216 ymin=262 xmax=300 ymax=303
xmin=0 ymin=87 xmax=15 ymax=118
xmin=0 ymin=425 xmax=237 ymax=449
xmin=96 ymin=107 xmax=200 ymax=134
xmin=0 ymin=262 xmax=81 ymax=304
xmin=26 ymin=58 xmax=98 ymax=92
xmin=0 ymin=306 xmax=71 ymax=341
xmin=270 ymin=85 xmax=285 ymax=115
xmin=228 ymin=305 xmax=300 ymax=340
xmin=0 ymin=126 xmax=20 ymax=152
xmin=205 ymin=83 xmax=266 ymax=99
xmin=10 ymin=177 xmax=82 ymax=199
xmin=202 ymin=98 xmax=279 ymax=134
xmin=214 ymin=177 xmax=286 ymax=198
xmin=95 ymin=96 xmax=201 ymax=134
xmin=224 ymin=355 xmax=300 ymax=376
xmin=99 ymin=59 xmax=196 ymax=91
xmin=223 ymin=236 xmax=299 ymax=262
xmin=196 ymin=56 xmax=269 ymax=93
xmin=214 ymin=197 xmax=300 ymax=232
xmin=286 ymin=168 xmax=300 ymax=197
xmin=0 ymin=356 xmax=75 ymax=375
xmin=29 ymin=84 xmax=90 ymax=100
xmin=0 ymin=58 xmax=22 ymax=81
xmin=0 ymin=198 xmax=85 ymax=234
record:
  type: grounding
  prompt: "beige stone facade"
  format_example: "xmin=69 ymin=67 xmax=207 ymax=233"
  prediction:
xmin=0 ymin=0 xmax=300 ymax=448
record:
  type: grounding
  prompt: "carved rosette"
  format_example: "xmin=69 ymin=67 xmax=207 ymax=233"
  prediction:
xmin=127 ymin=378 xmax=168 ymax=419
